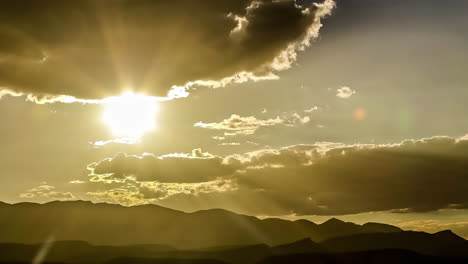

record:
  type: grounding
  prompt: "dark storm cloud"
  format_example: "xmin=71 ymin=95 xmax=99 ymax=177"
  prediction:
xmin=87 ymin=135 xmax=468 ymax=215
xmin=0 ymin=0 xmax=334 ymax=100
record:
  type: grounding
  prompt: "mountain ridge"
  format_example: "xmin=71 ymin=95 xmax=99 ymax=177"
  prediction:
xmin=0 ymin=235 xmax=467 ymax=264
xmin=0 ymin=200 xmax=431 ymax=249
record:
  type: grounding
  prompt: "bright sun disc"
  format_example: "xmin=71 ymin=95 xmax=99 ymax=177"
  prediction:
xmin=103 ymin=92 xmax=158 ymax=139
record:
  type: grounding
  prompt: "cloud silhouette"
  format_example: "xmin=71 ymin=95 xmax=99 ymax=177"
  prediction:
xmin=0 ymin=0 xmax=334 ymax=101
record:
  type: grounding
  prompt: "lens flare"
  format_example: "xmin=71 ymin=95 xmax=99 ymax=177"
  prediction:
xmin=352 ymin=107 xmax=366 ymax=121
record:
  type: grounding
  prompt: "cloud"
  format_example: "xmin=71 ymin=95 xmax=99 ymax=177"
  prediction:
xmin=86 ymin=186 xmax=145 ymax=206
xmin=283 ymin=113 xmax=311 ymax=126
xmin=219 ymin=142 xmax=242 ymax=146
xmin=0 ymin=88 xmax=23 ymax=99
xmin=0 ymin=0 xmax=334 ymax=102
xmin=84 ymin=135 xmax=468 ymax=216
xmin=195 ymin=112 xmax=311 ymax=135
xmin=88 ymin=149 xmax=237 ymax=183
xmin=304 ymin=106 xmax=319 ymax=113
xmin=195 ymin=114 xmax=283 ymax=135
xmin=90 ymin=137 xmax=140 ymax=148
xmin=86 ymin=178 xmax=236 ymax=206
xmin=336 ymin=86 xmax=356 ymax=98
xmin=19 ymin=184 xmax=75 ymax=201
xmin=225 ymin=136 xmax=468 ymax=215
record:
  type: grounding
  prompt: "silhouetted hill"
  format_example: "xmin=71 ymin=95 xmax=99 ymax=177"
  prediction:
xmin=317 ymin=218 xmax=401 ymax=239
xmin=2 ymin=201 xmax=466 ymax=263
xmin=257 ymin=249 xmax=468 ymax=264
xmin=106 ymin=258 xmax=227 ymax=264
xmin=271 ymin=238 xmax=324 ymax=255
xmin=322 ymin=230 xmax=468 ymax=257
xmin=432 ymin=230 xmax=466 ymax=242
xmin=0 ymin=241 xmax=175 ymax=263
xmin=177 ymin=244 xmax=272 ymax=264
xmin=178 ymin=239 xmax=324 ymax=264
xmin=0 ymin=236 xmax=467 ymax=264
xmin=0 ymin=201 xmax=402 ymax=248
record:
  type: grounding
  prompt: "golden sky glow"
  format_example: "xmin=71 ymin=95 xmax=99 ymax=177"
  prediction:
xmin=1 ymin=0 xmax=468 ymax=241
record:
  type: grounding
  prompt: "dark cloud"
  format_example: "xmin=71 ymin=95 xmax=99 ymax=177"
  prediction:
xmin=228 ymin=136 xmax=468 ymax=215
xmin=0 ymin=0 xmax=334 ymax=100
xmin=86 ymin=135 xmax=468 ymax=216
xmin=89 ymin=149 xmax=237 ymax=183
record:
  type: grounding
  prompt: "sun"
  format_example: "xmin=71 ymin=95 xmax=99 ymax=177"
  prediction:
xmin=102 ymin=91 xmax=158 ymax=139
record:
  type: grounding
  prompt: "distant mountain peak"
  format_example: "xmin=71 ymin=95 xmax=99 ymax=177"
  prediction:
xmin=321 ymin=217 xmax=347 ymax=226
xmin=433 ymin=230 xmax=466 ymax=241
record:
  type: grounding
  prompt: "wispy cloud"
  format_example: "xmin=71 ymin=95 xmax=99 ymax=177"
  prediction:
xmin=195 ymin=112 xmax=311 ymax=136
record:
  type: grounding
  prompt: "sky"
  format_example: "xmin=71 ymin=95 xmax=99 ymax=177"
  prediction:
xmin=1 ymin=0 xmax=468 ymax=238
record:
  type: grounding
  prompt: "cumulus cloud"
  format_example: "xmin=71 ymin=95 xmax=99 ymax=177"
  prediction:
xmin=88 ymin=149 xmax=237 ymax=183
xmin=84 ymin=135 xmax=468 ymax=216
xmin=225 ymin=136 xmax=468 ymax=215
xmin=0 ymin=0 xmax=334 ymax=102
xmin=195 ymin=112 xmax=311 ymax=136
xmin=336 ymin=86 xmax=356 ymax=98
xmin=283 ymin=113 xmax=311 ymax=126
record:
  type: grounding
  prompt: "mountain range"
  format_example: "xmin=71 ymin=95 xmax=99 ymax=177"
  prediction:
xmin=0 ymin=201 xmax=467 ymax=264
xmin=0 ymin=201 xmax=401 ymax=248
